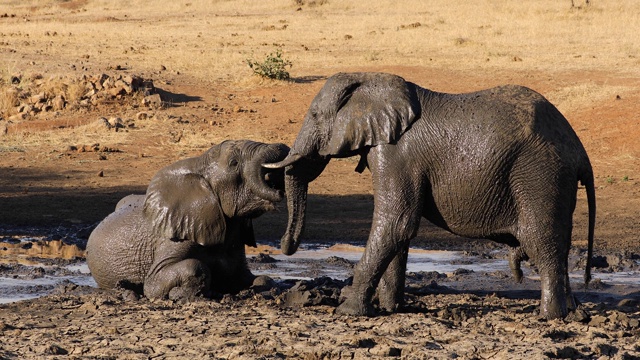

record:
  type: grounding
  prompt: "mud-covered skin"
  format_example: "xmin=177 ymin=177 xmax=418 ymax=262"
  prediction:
xmin=265 ymin=72 xmax=596 ymax=319
xmin=87 ymin=140 xmax=289 ymax=299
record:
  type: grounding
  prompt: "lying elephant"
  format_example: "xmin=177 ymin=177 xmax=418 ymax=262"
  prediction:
xmin=265 ymin=72 xmax=596 ymax=319
xmin=87 ymin=140 xmax=288 ymax=300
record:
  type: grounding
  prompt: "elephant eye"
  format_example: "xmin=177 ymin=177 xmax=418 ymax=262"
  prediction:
xmin=228 ymin=158 xmax=238 ymax=168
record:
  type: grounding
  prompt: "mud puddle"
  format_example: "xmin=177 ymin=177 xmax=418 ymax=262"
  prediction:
xmin=249 ymin=244 xmax=511 ymax=281
xmin=2 ymin=238 xmax=640 ymax=304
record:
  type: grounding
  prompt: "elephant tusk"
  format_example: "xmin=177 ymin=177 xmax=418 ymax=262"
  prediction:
xmin=262 ymin=153 xmax=302 ymax=169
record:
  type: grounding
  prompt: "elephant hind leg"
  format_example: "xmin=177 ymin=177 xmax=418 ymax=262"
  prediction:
xmin=509 ymin=247 xmax=529 ymax=283
xmin=520 ymin=230 xmax=572 ymax=319
xmin=539 ymin=261 xmax=570 ymax=319
xmin=144 ymin=259 xmax=211 ymax=300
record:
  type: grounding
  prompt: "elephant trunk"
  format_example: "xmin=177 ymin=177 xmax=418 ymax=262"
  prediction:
xmin=248 ymin=143 xmax=290 ymax=203
xmin=281 ymin=168 xmax=308 ymax=255
xmin=265 ymin=154 xmax=328 ymax=255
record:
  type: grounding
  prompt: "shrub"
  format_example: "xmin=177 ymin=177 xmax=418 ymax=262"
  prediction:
xmin=246 ymin=49 xmax=293 ymax=80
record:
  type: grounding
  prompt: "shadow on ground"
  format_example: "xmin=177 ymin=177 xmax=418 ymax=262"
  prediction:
xmin=1 ymin=166 xmax=491 ymax=250
xmin=155 ymin=87 xmax=203 ymax=105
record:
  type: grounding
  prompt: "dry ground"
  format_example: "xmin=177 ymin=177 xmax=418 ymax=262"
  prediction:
xmin=0 ymin=0 xmax=639 ymax=358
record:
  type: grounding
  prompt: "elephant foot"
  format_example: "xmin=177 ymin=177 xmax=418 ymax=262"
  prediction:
xmin=378 ymin=297 xmax=401 ymax=313
xmin=567 ymin=293 xmax=579 ymax=311
xmin=168 ymin=285 xmax=206 ymax=301
xmin=375 ymin=288 xmax=402 ymax=313
xmin=336 ymin=296 xmax=374 ymax=316
xmin=540 ymin=294 xmax=568 ymax=320
xmin=540 ymin=306 xmax=568 ymax=320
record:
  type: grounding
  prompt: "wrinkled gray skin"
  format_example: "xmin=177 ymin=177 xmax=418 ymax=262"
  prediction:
xmin=87 ymin=140 xmax=288 ymax=300
xmin=265 ymin=72 xmax=595 ymax=319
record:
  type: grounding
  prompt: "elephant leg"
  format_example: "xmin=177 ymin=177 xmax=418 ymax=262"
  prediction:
xmin=529 ymin=230 xmax=572 ymax=319
xmin=566 ymin=271 xmax=577 ymax=312
xmin=337 ymin=150 xmax=422 ymax=316
xmin=144 ymin=258 xmax=211 ymax=300
xmin=212 ymin=261 xmax=255 ymax=294
xmin=539 ymin=261 xmax=569 ymax=319
xmin=376 ymin=242 xmax=409 ymax=312
xmin=336 ymin=229 xmax=402 ymax=316
xmin=509 ymin=247 xmax=528 ymax=283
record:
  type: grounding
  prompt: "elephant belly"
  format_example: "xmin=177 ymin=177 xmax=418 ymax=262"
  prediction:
xmin=424 ymin=176 xmax=518 ymax=242
xmin=86 ymin=209 xmax=153 ymax=289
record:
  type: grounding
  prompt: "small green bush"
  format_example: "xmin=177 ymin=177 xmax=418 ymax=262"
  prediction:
xmin=246 ymin=49 xmax=292 ymax=80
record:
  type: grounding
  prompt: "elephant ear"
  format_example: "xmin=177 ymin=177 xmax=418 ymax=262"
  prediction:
xmin=143 ymin=171 xmax=225 ymax=247
xmin=320 ymin=72 xmax=421 ymax=157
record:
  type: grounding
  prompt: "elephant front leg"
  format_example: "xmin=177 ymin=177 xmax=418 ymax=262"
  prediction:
xmin=337 ymin=244 xmax=394 ymax=316
xmin=376 ymin=243 xmax=409 ymax=312
xmin=335 ymin=147 xmax=422 ymax=316
xmin=144 ymin=259 xmax=211 ymax=300
xmin=337 ymin=199 xmax=420 ymax=315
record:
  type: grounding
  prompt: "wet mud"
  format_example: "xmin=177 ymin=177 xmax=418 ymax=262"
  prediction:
xmin=1 ymin=238 xmax=639 ymax=359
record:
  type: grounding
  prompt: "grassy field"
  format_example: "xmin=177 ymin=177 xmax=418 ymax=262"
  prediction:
xmin=2 ymin=0 xmax=639 ymax=79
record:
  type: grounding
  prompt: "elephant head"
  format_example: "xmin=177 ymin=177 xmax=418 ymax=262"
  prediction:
xmin=264 ymin=72 xmax=421 ymax=255
xmin=144 ymin=140 xmax=289 ymax=247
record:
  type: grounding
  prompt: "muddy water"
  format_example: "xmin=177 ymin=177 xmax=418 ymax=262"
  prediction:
xmin=250 ymin=245 xmax=511 ymax=280
xmin=2 ymin=237 xmax=640 ymax=303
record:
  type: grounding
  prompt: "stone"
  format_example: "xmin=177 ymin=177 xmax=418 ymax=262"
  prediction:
xmin=52 ymin=95 xmax=65 ymax=111
xmin=30 ymin=92 xmax=46 ymax=104
xmin=108 ymin=87 xmax=125 ymax=97
xmin=589 ymin=315 xmax=608 ymax=326
xmin=252 ymin=276 xmax=275 ymax=290
xmin=93 ymin=117 xmax=112 ymax=130
xmin=108 ymin=117 xmax=124 ymax=128
xmin=142 ymin=93 xmax=163 ymax=108
xmin=8 ymin=113 xmax=27 ymax=121
xmin=114 ymin=79 xmax=132 ymax=93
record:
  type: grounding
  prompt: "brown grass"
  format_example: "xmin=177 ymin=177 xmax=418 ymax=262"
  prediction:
xmin=0 ymin=0 xmax=637 ymax=82
xmin=0 ymin=88 xmax=18 ymax=119
xmin=0 ymin=0 xmax=639 ymax=163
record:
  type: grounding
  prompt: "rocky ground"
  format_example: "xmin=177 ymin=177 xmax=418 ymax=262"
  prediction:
xmin=1 ymin=247 xmax=639 ymax=359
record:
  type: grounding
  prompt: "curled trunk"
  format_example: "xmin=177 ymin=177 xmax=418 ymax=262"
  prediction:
xmin=247 ymin=144 xmax=289 ymax=203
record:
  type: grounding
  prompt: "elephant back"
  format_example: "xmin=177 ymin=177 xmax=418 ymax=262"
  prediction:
xmin=86 ymin=202 xmax=154 ymax=289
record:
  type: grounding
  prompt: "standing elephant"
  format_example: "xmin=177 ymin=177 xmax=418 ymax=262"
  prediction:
xmin=87 ymin=140 xmax=289 ymax=300
xmin=264 ymin=72 xmax=595 ymax=319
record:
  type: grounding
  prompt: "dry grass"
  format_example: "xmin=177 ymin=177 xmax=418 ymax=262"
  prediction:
xmin=546 ymin=83 xmax=632 ymax=114
xmin=1 ymin=0 xmax=639 ymax=161
xmin=0 ymin=88 xmax=19 ymax=119
xmin=0 ymin=0 xmax=638 ymax=82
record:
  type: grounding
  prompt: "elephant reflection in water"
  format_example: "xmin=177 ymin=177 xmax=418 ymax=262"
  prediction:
xmin=87 ymin=140 xmax=289 ymax=300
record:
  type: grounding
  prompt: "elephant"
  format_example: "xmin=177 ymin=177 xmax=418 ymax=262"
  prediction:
xmin=87 ymin=140 xmax=289 ymax=300
xmin=264 ymin=72 xmax=596 ymax=319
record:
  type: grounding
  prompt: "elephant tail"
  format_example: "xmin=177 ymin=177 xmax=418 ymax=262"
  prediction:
xmin=580 ymin=167 xmax=596 ymax=288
